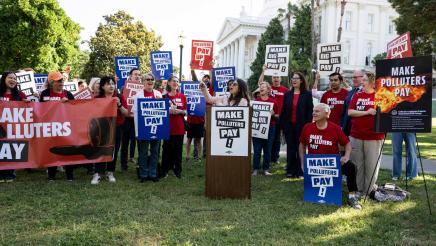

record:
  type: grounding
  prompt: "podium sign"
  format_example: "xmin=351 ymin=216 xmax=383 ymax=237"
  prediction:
xmin=206 ymin=107 xmax=251 ymax=199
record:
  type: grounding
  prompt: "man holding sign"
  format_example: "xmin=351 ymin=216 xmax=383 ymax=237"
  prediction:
xmin=299 ymin=103 xmax=361 ymax=209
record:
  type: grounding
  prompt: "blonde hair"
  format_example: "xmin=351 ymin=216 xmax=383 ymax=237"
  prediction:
xmin=365 ymin=72 xmax=375 ymax=84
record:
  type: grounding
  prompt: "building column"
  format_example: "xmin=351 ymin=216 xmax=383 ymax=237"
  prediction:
xmin=234 ymin=40 xmax=239 ymax=69
xmin=223 ymin=47 xmax=227 ymax=67
xmin=226 ymin=45 xmax=231 ymax=67
xmin=238 ymin=35 xmax=246 ymax=78
xmin=229 ymin=42 xmax=234 ymax=66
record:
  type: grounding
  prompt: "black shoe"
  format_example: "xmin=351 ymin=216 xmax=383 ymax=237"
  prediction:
xmin=175 ymin=173 xmax=181 ymax=179
xmin=151 ymin=177 xmax=159 ymax=182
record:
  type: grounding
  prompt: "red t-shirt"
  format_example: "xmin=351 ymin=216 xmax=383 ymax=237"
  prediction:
xmin=0 ymin=91 xmax=27 ymax=101
xmin=348 ymin=91 xmax=384 ymax=140
xmin=43 ymin=90 xmax=68 ymax=101
xmin=167 ymin=93 xmax=187 ymax=135
xmin=300 ymin=122 xmax=349 ymax=154
xmin=255 ymin=96 xmax=279 ymax=126
xmin=271 ymin=85 xmax=288 ymax=115
xmin=97 ymin=92 xmax=128 ymax=126
xmin=320 ymin=88 xmax=348 ymax=125
xmin=187 ymin=115 xmax=205 ymax=124
xmin=291 ymin=93 xmax=300 ymax=124
xmin=143 ymin=89 xmax=156 ymax=98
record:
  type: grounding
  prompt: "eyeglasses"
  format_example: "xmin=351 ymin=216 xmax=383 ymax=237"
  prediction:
xmin=329 ymin=78 xmax=340 ymax=82
xmin=291 ymin=77 xmax=300 ymax=80
xmin=145 ymin=78 xmax=154 ymax=81
xmin=352 ymin=76 xmax=363 ymax=79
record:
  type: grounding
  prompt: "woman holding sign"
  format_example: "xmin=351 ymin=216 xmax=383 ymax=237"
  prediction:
xmin=252 ymin=82 xmax=279 ymax=176
xmin=91 ymin=76 xmax=128 ymax=184
xmin=0 ymin=71 xmax=28 ymax=182
xmin=280 ymin=72 xmax=313 ymax=179
xmin=348 ymin=72 xmax=384 ymax=195
xmin=161 ymin=76 xmax=187 ymax=178
xmin=199 ymin=78 xmax=250 ymax=106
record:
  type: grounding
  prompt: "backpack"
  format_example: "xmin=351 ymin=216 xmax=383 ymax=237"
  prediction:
xmin=371 ymin=183 xmax=410 ymax=202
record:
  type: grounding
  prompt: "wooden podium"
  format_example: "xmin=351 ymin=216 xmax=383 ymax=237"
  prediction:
xmin=205 ymin=107 xmax=251 ymax=199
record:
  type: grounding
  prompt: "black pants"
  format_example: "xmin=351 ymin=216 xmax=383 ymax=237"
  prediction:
xmin=271 ymin=122 xmax=282 ymax=163
xmin=161 ymin=135 xmax=184 ymax=176
xmin=95 ymin=162 xmax=115 ymax=173
xmin=120 ymin=117 xmax=136 ymax=169
xmin=284 ymin=124 xmax=303 ymax=177
xmin=342 ymin=160 xmax=358 ymax=193
xmin=48 ymin=165 xmax=75 ymax=180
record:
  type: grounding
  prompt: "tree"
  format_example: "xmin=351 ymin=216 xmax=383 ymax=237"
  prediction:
xmin=287 ymin=3 xmax=313 ymax=79
xmin=0 ymin=0 xmax=81 ymax=73
xmin=83 ymin=11 xmax=163 ymax=79
xmin=388 ymin=0 xmax=435 ymax=65
xmin=371 ymin=52 xmax=387 ymax=66
xmin=247 ymin=17 xmax=285 ymax=91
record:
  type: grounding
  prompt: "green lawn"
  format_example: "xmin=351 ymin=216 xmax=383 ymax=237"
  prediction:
xmin=1 ymin=159 xmax=435 ymax=245
xmin=382 ymin=126 xmax=436 ymax=160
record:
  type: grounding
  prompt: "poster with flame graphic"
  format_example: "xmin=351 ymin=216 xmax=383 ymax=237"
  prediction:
xmin=375 ymin=56 xmax=432 ymax=132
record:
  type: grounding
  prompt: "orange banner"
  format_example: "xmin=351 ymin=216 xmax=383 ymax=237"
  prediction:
xmin=0 ymin=98 xmax=117 ymax=170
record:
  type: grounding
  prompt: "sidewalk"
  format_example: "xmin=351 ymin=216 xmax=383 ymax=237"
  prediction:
xmin=279 ymin=150 xmax=436 ymax=174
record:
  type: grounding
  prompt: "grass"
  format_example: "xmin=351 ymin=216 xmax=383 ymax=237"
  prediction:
xmin=382 ymin=126 xmax=436 ymax=160
xmin=1 ymin=156 xmax=435 ymax=245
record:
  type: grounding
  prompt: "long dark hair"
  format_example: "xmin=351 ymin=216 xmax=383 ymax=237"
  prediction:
xmin=98 ymin=76 xmax=115 ymax=97
xmin=291 ymin=72 xmax=308 ymax=92
xmin=0 ymin=71 xmax=19 ymax=97
xmin=166 ymin=75 xmax=179 ymax=93
xmin=229 ymin=78 xmax=250 ymax=106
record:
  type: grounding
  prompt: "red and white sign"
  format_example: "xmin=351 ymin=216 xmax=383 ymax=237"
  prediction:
xmin=386 ymin=32 xmax=413 ymax=59
xmin=122 ymin=80 xmax=144 ymax=116
xmin=74 ymin=88 xmax=93 ymax=100
xmin=191 ymin=40 xmax=214 ymax=70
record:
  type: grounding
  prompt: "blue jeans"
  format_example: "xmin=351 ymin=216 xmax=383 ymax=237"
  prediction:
xmin=252 ymin=126 xmax=275 ymax=171
xmin=392 ymin=132 xmax=417 ymax=178
xmin=138 ymin=140 xmax=160 ymax=178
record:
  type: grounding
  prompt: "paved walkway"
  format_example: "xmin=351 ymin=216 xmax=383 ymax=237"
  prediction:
xmin=279 ymin=150 xmax=436 ymax=174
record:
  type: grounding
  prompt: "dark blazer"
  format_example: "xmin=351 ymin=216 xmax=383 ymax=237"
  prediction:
xmin=279 ymin=89 xmax=313 ymax=131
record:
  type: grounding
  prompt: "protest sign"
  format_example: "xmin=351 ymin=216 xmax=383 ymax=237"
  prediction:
xmin=135 ymin=98 xmax=170 ymax=140
xmin=375 ymin=56 xmax=432 ymax=132
xmin=16 ymin=71 xmax=36 ymax=96
xmin=74 ymin=88 xmax=93 ymax=100
xmin=264 ymin=45 xmax=290 ymax=76
xmin=115 ymin=56 xmax=140 ymax=88
xmin=211 ymin=106 xmax=250 ymax=156
xmin=34 ymin=74 xmax=48 ymax=92
xmin=0 ymin=98 xmax=117 ymax=170
xmin=191 ymin=40 xmax=214 ymax=70
xmin=180 ymin=81 xmax=206 ymax=116
xmin=151 ymin=51 xmax=173 ymax=80
xmin=317 ymin=43 xmax=342 ymax=77
xmin=304 ymin=154 xmax=342 ymax=206
xmin=212 ymin=67 xmax=235 ymax=95
xmin=122 ymin=81 xmax=144 ymax=117
xmin=251 ymin=101 xmax=273 ymax=139
xmin=386 ymin=32 xmax=413 ymax=59
xmin=63 ymin=81 xmax=79 ymax=94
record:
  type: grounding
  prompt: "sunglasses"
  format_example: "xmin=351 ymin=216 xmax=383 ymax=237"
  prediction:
xmin=291 ymin=77 xmax=300 ymax=80
xmin=145 ymin=78 xmax=154 ymax=81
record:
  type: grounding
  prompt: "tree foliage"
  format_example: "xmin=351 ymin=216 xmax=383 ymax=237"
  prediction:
xmin=83 ymin=11 xmax=163 ymax=79
xmin=287 ymin=3 xmax=313 ymax=77
xmin=388 ymin=0 xmax=435 ymax=65
xmin=247 ymin=17 xmax=284 ymax=91
xmin=371 ymin=52 xmax=387 ymax=66
xmin=0 ymin=0 xmax=81 ymax=73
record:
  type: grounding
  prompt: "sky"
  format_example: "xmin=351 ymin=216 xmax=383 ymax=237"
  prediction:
xmin=58 ymin=0 xmax=264 ymax=76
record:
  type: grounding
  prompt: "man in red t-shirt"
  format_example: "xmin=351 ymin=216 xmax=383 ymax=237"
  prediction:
xmin=258 ymin=64 xmax=288 ymax=164
xmin=320 ymin=73 xmax=349 ymax=125
xmin=299 ymin=103 xmax=361 ymax=209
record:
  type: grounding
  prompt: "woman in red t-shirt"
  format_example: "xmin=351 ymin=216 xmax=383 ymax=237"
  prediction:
xmin=348 ymin=72 xmax=384 ymax=194
xmin=91 ymin=76 xmax=128 ymax=185
xmin=0 ymin=71 xmax=28 ymax=182
xmin=161 ymin=76 xmax=187 ymax=179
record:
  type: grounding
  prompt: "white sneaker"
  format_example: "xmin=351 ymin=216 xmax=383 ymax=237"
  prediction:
xmin=264 ymin=170 xmax=272 ymax=176
xmin=252 ymin=170 xmax=258 ymax=176
xmin=107 ymin=172 xmax=116 ymax=183
xmin=91 ymin=173 xmax=101 ymax=185
xmin=129 ymin=158 xmax=137 ymax=164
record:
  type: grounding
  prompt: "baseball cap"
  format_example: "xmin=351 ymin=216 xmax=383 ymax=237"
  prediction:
xmin=47 ymin=72 xmax=63 ymax=82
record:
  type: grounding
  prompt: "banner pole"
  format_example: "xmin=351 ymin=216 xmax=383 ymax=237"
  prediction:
xmin=363 ymin=133 xmax=386 ymax=203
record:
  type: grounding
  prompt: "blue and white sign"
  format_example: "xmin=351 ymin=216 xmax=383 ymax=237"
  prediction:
xmin=34 ymin=74 xmax=48 ymax=92
xmin=212 ymin=67 xmax=236 ymax=95
xmin=136 ymin=98 xmax=170 ymax=140
xmin=304 ymin=154 xmax=342 ymax=206
xmin=151 ymin=51 xmax=173 ymax=80
xmin=180 ymin=81 xmax=206 ymax=116
xmin=115 ymin=56 xmax=140 ymax=89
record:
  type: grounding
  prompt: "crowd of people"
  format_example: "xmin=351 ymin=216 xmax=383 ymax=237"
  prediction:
xmin=0 ymin=64 xmax=419 ymax=210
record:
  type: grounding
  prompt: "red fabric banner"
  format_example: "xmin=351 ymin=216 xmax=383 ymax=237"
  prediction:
xmin=0 ymin=98 xmax=117 ymax=170
xmin=191 ymin=40 xmax=214 ymax=70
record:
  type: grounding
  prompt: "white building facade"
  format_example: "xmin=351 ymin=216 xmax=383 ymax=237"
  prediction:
xmin=216 ymin=0 xmax=399 ymax=80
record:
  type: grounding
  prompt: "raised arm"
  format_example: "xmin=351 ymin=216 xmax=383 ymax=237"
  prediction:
xmin=258 ymin=64 xmax=267 ymax=86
